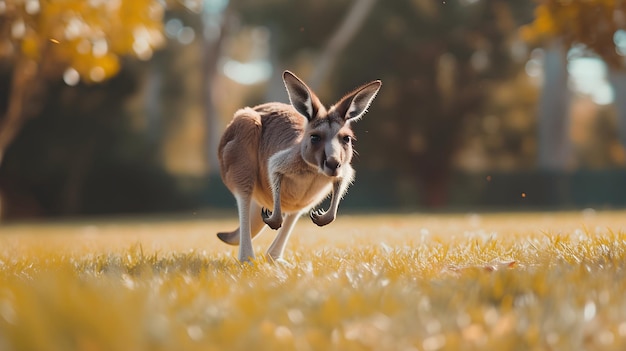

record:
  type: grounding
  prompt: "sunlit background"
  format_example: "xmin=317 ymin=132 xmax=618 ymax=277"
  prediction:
xmin=1 ymin=0 xmax=626 ymax=220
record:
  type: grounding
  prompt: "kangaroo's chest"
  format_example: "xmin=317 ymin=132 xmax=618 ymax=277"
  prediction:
xmin=253 ymin=168 xmax=333 ymax=213
xmin=280 ymin=171 xmax=333 ymax=208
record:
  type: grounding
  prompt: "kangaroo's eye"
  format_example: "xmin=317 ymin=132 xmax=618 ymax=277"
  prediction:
xmin=310 ymin=134 xmax=321 ymax=144
xmin=343 ymin=135 xmax=352 ymax=143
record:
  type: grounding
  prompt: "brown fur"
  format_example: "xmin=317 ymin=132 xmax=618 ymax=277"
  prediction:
xmin=217 ymin=71 xmax=381 ymax=262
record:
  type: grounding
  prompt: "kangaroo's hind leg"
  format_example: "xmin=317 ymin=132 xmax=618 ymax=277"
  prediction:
xmin=266 ymin=212 xmax=301 ymax=262
xmin=233 ymin=194 xmax=256 ymax=262
xmin=217 ymin=200 xmax=267 ymax=245
xmin=216 ymin=107 xmax=263 ymax=262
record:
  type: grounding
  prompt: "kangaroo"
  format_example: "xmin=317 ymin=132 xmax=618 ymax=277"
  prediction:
xmin=217 ymin=71 xmax=381 ymax=263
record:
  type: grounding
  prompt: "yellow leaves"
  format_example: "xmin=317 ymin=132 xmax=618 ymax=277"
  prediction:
xmin=522 ymin=2 xmax=575 ymax=43
xmin=523 ymin=0 xmax=626 ymax=66
xmin=3 ymin=0 xmax=166 ymax=84
xmin=529 ymin=4 xmax=557 ymax=39
xmin=77 ymin=53 xmax=120 ymax=83
xmin=20 ymin=34 xmax=39 ymax=59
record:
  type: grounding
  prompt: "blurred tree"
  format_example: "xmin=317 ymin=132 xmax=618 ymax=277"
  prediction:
xmin=522 ymin=1 xmax=626 ymax=170
xmin=609 ymin=70 xmax=626 ymax=148
xmin=200 ymin=1 xmax=232 ymax=174
xmin=536 ymin=40 xmax=572 ymax=171
xmin=454 ymin=71 xmax=539 ymax=172
xmin=0 ymin=0 xmax=166 ymax=167
xmin=234 ymin=0 xmax=535 ymax=207
xmin=307 ymin=0 xmax=378 ymax=90
xmin=331 ymin=0 xmax=535 ymax=206
xmin=522 ymin=0 xmax=625 ymax=67
xmin=233 ymin=0 xmax=358 ymax=102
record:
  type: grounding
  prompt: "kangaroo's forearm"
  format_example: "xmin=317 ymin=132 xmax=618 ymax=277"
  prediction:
xmin=271 ymin=173 xmax=283 ymax=217
xmin=262 ymin=172 xmax=284 ymax=230
xmin=311 ymin=180 xmax=344 ymax=226
xmin=327 ymin=180 xmax=343 ymax=217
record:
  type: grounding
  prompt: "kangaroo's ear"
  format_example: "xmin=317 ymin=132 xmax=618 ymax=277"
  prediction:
xmin=334 ymin=80 xmax=382 ymax=122
xmin=283 ymin=71 xmax=317 ymax=121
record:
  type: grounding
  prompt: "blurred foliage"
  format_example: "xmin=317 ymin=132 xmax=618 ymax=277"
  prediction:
xmin=0 ymin=65 xmax=189 ymax=218
xmin=0 ymin=0 xmax=165 ymax=83
xmin=522 ymin=0 xmax=626 ymax=67
xmin=233 ymin=0 xmax=351 ymax=61
xmin=233 ymin=0 xmax=536 ymax=206
xmin=455 ymin=72 xmax=540 ymax=172
xmin=569 ymin=98 xmax=622 ymax=168
xmin=3 ymin=0 xmax=626 ymax=217
xmin=0 ymin=0 xmax=206 ymax=218
xmin=328 ymin=1 xmax=533 ymax=206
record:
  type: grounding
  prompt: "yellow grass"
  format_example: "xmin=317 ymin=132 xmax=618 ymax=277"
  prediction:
xmin=1 ymin=210 xmax=626 ymax=350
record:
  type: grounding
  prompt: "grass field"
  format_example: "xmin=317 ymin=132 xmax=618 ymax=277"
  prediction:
xmin=0 ymin=210 xmax=625 ymax=350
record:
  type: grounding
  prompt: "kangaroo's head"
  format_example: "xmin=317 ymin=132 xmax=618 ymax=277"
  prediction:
xmin=283 ymin=71 xmax=381 ymax=178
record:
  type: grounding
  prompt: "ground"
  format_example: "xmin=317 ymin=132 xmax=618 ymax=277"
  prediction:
xmin=0 ymin=210 xmax=625 ymax=350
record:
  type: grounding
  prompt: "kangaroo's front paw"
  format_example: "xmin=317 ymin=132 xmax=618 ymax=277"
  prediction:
xmin=261 ymin=208 xmax=283 ymax=230
xmin=310 ymin=209 xmax=335 ymax=227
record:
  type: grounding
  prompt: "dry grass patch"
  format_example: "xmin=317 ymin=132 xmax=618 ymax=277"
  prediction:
xmin=0 ymin=210 xmax=625 ymax=350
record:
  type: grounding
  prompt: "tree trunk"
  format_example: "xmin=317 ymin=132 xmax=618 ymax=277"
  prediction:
xmin=203 ymin=12 xmax=230 ymax=175
xmin=0 ymin=59 xmax=38 ymax=168
xmin=308 ymin=0 xmax=378 ymax=90
xmin=61 ymin=139 xmax=96 ymax=215
xmin=537 ymin=40 xmax=571 ymax=171
xmin=608 ymin=68 xmax=626 ymax=148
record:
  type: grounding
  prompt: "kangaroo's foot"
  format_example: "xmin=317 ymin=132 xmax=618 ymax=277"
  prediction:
xmin=310 ymin=209 xmax=335 ymax=227
xmin=261 ymin=208 xmax=283 ymax=230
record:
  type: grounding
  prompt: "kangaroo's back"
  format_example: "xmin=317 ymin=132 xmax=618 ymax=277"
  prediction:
xmin=218 ymin=107 xmax=261 ymax=195
xmin=218 ymin=103 xmax=305 ymax=197
xmin=256 ymin=103 xmax=307 ymax=158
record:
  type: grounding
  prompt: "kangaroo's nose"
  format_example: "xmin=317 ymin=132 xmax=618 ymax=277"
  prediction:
xmin=325 ymin=158 xmax=341 ymax=170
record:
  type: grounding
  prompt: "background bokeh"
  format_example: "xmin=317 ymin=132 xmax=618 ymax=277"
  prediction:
xmin=1 ymin=0 xmax=626 ymax=220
